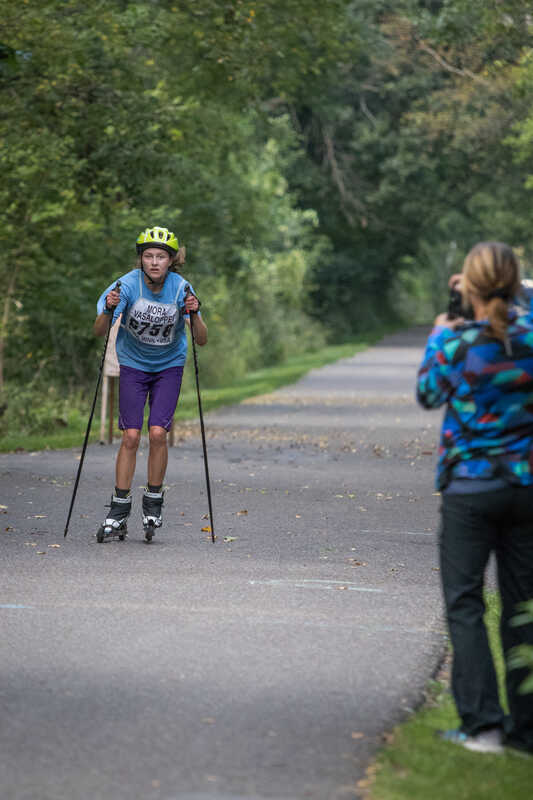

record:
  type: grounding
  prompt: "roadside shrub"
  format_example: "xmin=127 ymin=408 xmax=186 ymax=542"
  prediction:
xmin=0 ymin=382 xmax=86 ymax=438
xmin=509 ymin=600 xmax=533 ymax=694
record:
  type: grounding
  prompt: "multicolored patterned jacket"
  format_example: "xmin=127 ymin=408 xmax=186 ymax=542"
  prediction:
xmin=417 ymin=312 xmax=533 ymax=489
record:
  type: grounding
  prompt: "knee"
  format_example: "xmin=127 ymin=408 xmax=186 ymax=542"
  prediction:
xmin=122 ymin=429 xmax=141 ymax=451
xmin=149 ymin=426 xmax=167 ymax=448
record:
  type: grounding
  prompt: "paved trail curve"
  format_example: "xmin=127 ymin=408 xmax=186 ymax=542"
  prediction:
xmin=1 ymin=327 xmax=444 ymax=800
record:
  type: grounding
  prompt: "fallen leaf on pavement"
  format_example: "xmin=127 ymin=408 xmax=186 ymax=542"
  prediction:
xmin=201 ymin=526 xmax=212 ymax=533
xmin=224 ymin=536 xmax=237 ymax=543
xmin=351 ymin=732 xmax=364 ymax=739
xmin=236 ymin=510 xmax=248 ymax=516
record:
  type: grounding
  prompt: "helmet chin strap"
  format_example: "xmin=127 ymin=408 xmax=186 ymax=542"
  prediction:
xmin=141 ymin=262 xmax=168 ymax=288
xmin=142 ymin=268 xmax=164 ymax=286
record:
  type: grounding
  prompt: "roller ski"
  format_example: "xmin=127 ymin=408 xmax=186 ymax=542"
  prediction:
xmin=96 ymin=494 xmax=131 ymax=543
xmin=142 ymin=489 xmax=164 ymax=543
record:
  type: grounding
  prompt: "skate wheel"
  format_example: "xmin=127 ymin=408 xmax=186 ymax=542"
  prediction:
xmin=97 ymin=528 xmax=105 ymax=544
xmin=144 ymin=524 xmax=154 ymax=543
xmin=118 ymin=533 xmax=126 ymax=541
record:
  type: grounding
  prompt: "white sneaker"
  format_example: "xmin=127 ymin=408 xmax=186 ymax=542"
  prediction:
xmin=438 ymin=727 xmax=504 ymax=754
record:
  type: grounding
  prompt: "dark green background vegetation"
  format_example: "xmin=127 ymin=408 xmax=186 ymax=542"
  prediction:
xmin=2 ymin=1 xmax=533 ymax=439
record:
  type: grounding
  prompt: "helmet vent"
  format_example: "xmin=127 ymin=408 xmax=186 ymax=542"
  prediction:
xmin=136 ymin=226 xmax=179 ymax=254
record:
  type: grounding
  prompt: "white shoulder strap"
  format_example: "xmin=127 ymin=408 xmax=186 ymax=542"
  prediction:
xmin=174 ymin=277 xmax=187 ymax=305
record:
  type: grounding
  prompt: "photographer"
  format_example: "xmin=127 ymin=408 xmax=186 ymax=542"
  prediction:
xmin=417 ymin=241 xmax=533 ymax=754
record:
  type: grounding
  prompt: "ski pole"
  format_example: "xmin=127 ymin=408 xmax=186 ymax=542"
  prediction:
xmin=64 ymin=281 xmax=121 ymax=538
xmin=186 ymin=287 xmax=215 ymax=543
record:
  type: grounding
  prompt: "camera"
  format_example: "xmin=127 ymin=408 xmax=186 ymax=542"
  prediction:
xmin=448 ymin=287 xmax=474 ymax=321
xmin=517 ymin=279 xmax=533 ymax=312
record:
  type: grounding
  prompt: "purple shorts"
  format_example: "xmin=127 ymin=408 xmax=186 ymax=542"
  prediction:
xmin=118 ymin=365 xmax=184 ymax=432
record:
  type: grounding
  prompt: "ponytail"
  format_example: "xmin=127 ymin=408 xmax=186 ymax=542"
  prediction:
xmin=463 ymin=242 xmax=520 ymax=355
xmin=485 ymin=296 xmax=512 ymax=354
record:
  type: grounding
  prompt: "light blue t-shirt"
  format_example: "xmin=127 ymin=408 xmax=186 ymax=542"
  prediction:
xmin=97 ymin=269 xmax=197 ymax=372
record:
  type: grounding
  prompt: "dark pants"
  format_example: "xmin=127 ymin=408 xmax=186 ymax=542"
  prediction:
xmin=440 ymin=488 xmax=533 ymax=750
xmin=118 ymin=365 xmax=184 ymax=432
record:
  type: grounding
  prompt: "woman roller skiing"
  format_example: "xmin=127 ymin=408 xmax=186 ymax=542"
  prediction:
xmin=93 ymin=226 xmax=207 ymax=542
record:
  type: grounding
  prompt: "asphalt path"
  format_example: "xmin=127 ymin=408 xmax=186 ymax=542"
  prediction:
xmin=1 ymin=327 xmax=446 ymax=800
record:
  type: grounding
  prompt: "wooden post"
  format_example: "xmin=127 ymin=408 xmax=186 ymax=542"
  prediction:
xmin=108 ymin=376 xmax=115 ymax=444
xmin=100 ymin=375 xmax=108 ymax=444
xmin=101 ymin=313 xmax=120 ymax=445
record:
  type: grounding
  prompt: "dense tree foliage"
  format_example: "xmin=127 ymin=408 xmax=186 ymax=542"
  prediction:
xmin=283 ymin=0 xmax=533 ymax=330
xmin=2 ymin=1 xmax=533 ymax=431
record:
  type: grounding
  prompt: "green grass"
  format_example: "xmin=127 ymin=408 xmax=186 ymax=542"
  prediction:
xmin=0 ymin=332 xmax=386 ymax=453
xmin=367 ymin=594 xmax=532 ymax=800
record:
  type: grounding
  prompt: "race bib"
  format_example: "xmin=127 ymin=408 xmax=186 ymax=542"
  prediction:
xmin=126 ymin=297 xmax=179 ymax=346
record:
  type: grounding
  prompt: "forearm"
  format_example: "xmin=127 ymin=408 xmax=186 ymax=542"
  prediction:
xmin=416 ymin=335 xmax=453 ymax=409
xmin=417 ymin=368 xmax=448 ymax=409
xmin=190 ymin=313 xmax=208 ymax=345
xmin=93 ymin=312 xmax=112 ymax=337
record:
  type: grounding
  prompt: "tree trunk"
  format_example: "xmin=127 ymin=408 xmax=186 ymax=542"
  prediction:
xmin=0 ymin=264 xmax=20 ymax=396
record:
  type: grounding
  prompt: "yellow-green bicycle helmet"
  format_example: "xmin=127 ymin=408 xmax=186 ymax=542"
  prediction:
xmin=136 ymin=226 xmax=179 ymax=255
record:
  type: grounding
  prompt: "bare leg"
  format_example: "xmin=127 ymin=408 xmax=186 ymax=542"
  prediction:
xmin=147 ymin=426 xmax=168 ymax=486
xmin=115 ymin=429 xmax=141 ymax=490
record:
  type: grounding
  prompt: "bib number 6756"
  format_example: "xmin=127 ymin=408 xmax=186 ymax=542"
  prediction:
xmin=128 ymin=318 xmax=174 ymax=339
